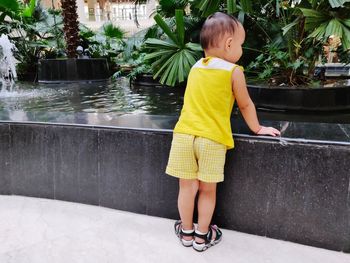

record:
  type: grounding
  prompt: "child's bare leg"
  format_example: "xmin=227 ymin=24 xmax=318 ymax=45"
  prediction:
xmin=178 ymin=178 xmax=199 ymax=239
xmin=196 ymin=181 xmax=217 ymax=241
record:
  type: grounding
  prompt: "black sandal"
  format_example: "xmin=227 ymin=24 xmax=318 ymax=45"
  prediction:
xmin=174 ymin=220 xmax=194 ymax=247
xmin=193 ymin=225 xmax=222 ymax=252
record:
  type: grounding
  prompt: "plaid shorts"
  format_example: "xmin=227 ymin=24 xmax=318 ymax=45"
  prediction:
xmin=166 ymin=133 xmax=227 ymax=183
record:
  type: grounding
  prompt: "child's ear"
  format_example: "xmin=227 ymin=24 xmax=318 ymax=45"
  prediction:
xmin=226 ymin=37 xmax=233 ymax=49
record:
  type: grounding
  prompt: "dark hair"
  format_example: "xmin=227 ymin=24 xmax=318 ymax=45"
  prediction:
xmin=200 ymin=12 xmax=239 ymax=50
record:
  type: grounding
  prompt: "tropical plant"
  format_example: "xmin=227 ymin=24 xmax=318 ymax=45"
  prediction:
xmin=143 ymin=0 xmax=350 ymax=85
xmin=246 ymin=0 xmax=350 ymax=85
xmin=156 ymin=0 xmax=190 ymax=17
xmin=290 ymin=0 xmax=350 ymax=50
xmin=61 ymin=0 xmax=80 ymax=58
xmin=143 ymin=9 xmax=203 ymax=87
xmin=140 ymin=0 xmax=275 ymax=85
xmin=113 ymin=28 xmax=151 ymax=78
xmin=80 ymin=22 xmax=125 ymax=73
xmin=0 ymin=0 xmax=20 ymax=26
xmin=13 ymin=6 xmax=65 ymax=80
xmin=0 ymin=0 xmax=37 ymax=34
xmin=0 ymin=0 xmax=66 ymax=80
xmin=191 ymin=0 xmax=253 ymax=20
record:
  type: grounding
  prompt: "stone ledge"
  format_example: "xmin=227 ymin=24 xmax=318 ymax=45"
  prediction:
xmin=0 ymin=122 xmax=349 ymax=252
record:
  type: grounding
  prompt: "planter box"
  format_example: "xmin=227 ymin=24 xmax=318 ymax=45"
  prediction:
xmin=247 ymin=84 xmax=350 ymax=111
xmin=38 ymin=58 xmax=110 ymax=83
xmin=130 ymin=74 xmax=350 ymax=112
xmin=130 ymin=74 xmax=186 ymax=88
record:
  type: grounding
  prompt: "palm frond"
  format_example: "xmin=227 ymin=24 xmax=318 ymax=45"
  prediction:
xmin=144 ymin=9 xmax=202 ymax=86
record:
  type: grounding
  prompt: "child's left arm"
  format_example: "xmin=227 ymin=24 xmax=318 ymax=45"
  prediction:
xmin=231 ymin=67 xmax=281 ymax=137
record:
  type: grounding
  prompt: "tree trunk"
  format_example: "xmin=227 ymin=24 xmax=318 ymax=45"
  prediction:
xmin=61 ymin=0 xmax=80 ymax=58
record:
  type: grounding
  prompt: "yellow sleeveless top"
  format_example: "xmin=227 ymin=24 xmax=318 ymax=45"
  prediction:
xmin=174 ymin=57 xmax=241 ymax=149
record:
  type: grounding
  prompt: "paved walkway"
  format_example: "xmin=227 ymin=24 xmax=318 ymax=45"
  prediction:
xmin=0 ymin=195 xmax=349 ymax=263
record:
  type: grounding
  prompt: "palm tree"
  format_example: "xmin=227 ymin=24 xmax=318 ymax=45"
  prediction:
xmin=61 ymin=0 xmax=80 ymax=58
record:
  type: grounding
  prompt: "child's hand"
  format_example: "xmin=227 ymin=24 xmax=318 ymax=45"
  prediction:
xmin=256 ymin=126 xmax=281 ymax=137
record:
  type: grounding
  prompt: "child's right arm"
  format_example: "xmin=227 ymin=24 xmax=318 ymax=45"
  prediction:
xmin=232 ymin=67 xmax=280 ymax=137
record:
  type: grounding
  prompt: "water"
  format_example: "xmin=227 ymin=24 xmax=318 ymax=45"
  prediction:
xmin=0 ymin=34 xmax=17 ymax=91
xmin=0 ymin=32 xmax=349 ymax=124
xmin=0 ymin=78 xmax=349 ymax=144
xmin=0 ymin=78 xmax=184 ymax=115
xmin=1 ymin=78 xmax=350 ymax=125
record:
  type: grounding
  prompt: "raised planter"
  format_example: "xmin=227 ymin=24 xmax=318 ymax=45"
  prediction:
xmin=0 ymin=120 xmax=349 ymax=252
xmin=246 ymin=83 xmax=350 ymax=111
xmin=38 ymin=58 xmax=110 ymax=83
xmin=130 ymin=74 xmax=168 ymax=87
xmin=131 ymin=74 xmax=350 ymax=112
xmin=130 ymin=74 xmax=186 ymax=89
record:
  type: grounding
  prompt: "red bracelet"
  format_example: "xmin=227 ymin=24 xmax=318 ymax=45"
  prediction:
xmin=256 ymin=126 xmax=263 ymax=134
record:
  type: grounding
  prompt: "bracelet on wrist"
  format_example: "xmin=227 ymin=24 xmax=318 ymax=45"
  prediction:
xmin=255 ymin=126 xmax=263 ymax=134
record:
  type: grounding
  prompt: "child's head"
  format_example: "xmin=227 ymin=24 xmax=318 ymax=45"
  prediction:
xmin=200 ymin=12 xmax=245 ymax=63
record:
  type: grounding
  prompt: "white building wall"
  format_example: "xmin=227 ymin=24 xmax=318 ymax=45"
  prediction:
xmin=41 ymin=0 xmax=158 ymax=36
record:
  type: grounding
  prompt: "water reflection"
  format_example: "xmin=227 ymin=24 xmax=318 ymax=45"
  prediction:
xmin=1 ymin=78 xmax=350 ymax=124
xmin=0 ymin=78 xmax=184 ymax=118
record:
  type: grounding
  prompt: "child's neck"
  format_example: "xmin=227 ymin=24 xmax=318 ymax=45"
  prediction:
xmin=204 ymin=49 xmax=225 ymax=60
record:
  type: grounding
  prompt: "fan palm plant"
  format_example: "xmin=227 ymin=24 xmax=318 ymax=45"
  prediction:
xmin=61 ymin=0 xmax=80 ymax=58
xmin=144 ymin=9 xmax=202 ymax=87
xmin=289 ymin=0 xmax=350 ymax=50
xmin=245 ymin=0 xmax=350 ymax=85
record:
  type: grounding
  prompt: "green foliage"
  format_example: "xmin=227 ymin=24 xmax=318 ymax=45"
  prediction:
xmin=125 ymin=53 xmax=152 ymax=80
xmin=0 ymin=0 xmax=19 ymax=11
xmin=243 ymin=0 xmax=350 ymax=85
xmin=294 ymin=6 xmax=350 ymax=49
xmin=144 ymin=10 xmax=203 ymax=87
xmin=0 ymin=1 xmax=66 ymax=79
xmin=194 ymin=0 xmax=222 ymax=17
xmin=227 ymin=0 xmax=237 ymax=13
xmin=22 ymin=0 xmax=36 ymax=18
xmin=1 ymin=1 xmax=127 ymax=79
xmin=80 ymin=23 xmax=125 ymax=72
xmin=156 ymin=0 xmax=189 ymax=17
xmin=131 ymin=0 xmax=350 ymax=86
xmin=247 ymin=43 xmax=321 ymax=85
xmin=0 ymin=0 xmax=20 ymax=23
xmin=112 ymin=29 xmax=152 ymax=80
xmin=0 ymin=0 xmax=38 ymax=23
xmin=102 ymin=22 xmax=126 ymax=39
xmin=190 ymin=0 xmax=252 ymax=21
xmin=81 ymin=22 xmax=125 ymax=58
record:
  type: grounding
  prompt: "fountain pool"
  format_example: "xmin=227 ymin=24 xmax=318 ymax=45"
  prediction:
xmin=1 ymin=79 xmax=350 ymax=254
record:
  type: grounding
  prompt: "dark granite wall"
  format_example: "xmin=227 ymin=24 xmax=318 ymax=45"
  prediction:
xmin=0 ymin=122 xmax=349 ymax=252
xmin=0 ymin=123 xmax=10 ymax=195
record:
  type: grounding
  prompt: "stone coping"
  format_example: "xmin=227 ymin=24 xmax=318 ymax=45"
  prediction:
xmin=0 ymin=112 xmax=349 ymax=145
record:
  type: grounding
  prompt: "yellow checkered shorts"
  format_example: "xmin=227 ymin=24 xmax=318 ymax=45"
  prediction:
xmin=166 ymin=133 xmax=227 ymax=183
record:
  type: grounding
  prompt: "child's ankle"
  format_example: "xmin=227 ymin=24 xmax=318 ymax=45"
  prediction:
xmin=182 ymin=224 xmax=194 ymax=231
xmin=194 ymin=227 xmax=207 ymax=243
xmin=181 ymin=227 xmax=194 ymax=241
xmin=197 ymin=226 xmax=208 ymax=234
